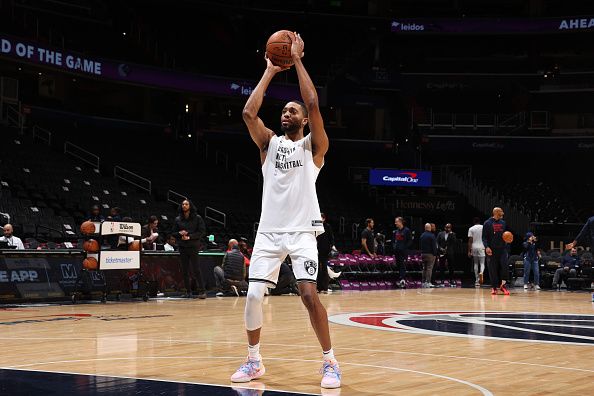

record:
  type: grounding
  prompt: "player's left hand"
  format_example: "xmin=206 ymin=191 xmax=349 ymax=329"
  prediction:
xmin=291 ymin=32 xmax=304 ymax=60
xmin=265 ymin=54 xmax=289 ymax=74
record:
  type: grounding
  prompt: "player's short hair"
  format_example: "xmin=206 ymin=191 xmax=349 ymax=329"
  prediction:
xmin=366 ymin=218 xmax=374 ymax=226
xmin=291 ymin=100 xmax=308 ymax=117
xmin=395 ymin=216 xmax=404 ymax=224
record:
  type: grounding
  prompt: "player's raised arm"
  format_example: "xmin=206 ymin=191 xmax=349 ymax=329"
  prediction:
xmin=242 ymin=57 xmax=286 ymax=162
xmin=291 ymin=33 xmax=329 ymax=168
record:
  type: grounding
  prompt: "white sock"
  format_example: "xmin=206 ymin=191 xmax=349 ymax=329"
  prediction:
xmin=248 ymin=343 xmax=261 ymax=360
xmin=323 ymin=348 xmax=335 ymax=361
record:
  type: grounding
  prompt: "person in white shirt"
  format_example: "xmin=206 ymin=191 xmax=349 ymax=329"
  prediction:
xmin=468 ymin=217 xmax=485 ymax=287
xmin=231 ymin=33 xmax=340 ymax=389
xmin=164 ymin=235 xmax=177 ymax=252
xmin=0 ymin=224 xmax=25 ymax=249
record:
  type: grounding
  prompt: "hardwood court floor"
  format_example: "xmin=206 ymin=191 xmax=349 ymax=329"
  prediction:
xmin=1 ymin=288 xmax=593 ymax=395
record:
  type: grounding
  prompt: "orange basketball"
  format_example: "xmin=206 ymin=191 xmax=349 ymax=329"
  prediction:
xmin=80 ymin=221 xmax=96 ymax=235
xmin=266 ymin=30 xmax=295 ymax=67
xmin=83 ymin=239 xmax=100 ymax=253
xmin=83 ymin=256 xmax=98 ymax=270
xmin=503 ymin=231 xmax=514 ymax=243
xmin=128 ymin=240 xmax=141 ymax=251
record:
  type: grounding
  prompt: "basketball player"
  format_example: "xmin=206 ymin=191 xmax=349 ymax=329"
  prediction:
xmin=230 ymin=33 xmax=341 ymax=389
xmin=482 ymin=207 xmax=510 ymax=295
xmin=468 ymin=217 xmax=485 ymax=287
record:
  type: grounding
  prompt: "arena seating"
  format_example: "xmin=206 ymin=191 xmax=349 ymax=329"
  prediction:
xmin=329 ymin=252 xmax=463 ymax=289
xmin=509 ymin=249 xmax=594 ymax=290
xmin=0 ymin=126 xmax=174 ymax=247
xmin=0 ymin=119 xmax=391 ymax=252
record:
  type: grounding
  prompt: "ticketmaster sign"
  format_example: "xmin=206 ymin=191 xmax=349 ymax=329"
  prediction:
xmin=369 ymin=169 xmax=432 ymax=187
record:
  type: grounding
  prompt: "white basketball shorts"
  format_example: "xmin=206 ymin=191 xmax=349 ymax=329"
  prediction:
xmin=248 ymin=232 xmax=319 ymax=288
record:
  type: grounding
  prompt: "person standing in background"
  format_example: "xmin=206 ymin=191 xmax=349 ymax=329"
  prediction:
xmin=523 ymin=232 xmax=541 ymax=290
xmin=361 ymin=218 xmax=376 ymax=258
xmin=316 ymin=213 xmax=336 ymax=294
xmin=172 ymin=199 xmax=206 ymax=299
xmin=468 ymin=217 xmax=485 ymax=287
xmin=483 ymin=207 xmax=510 ymax=295
xmin=420 ymin=223 xmax=437 ymax=288
xmin=437 ymin=224 xmax=458 ymax=286
xmin=393 ymin=217 xmax=412 ymax=288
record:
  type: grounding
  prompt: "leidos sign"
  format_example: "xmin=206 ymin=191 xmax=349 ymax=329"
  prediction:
xmin=369 ymin=169 xmax=432 ymax=187
xmin=391 ymin=21 xmax=425 ymax=31
xmin=390 ymin=16 xmax=594 ymax=34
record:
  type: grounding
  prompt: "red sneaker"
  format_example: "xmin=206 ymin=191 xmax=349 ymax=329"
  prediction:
xmin=500 ymin=284 xmax=510 ymax=295
xmin=491 ymin=288 xmax=497 ymax=295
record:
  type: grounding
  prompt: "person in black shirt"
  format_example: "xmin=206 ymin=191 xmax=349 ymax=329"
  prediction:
xmin=393 ymin=217 xmax=413 ymax=288
xmin=316 ymin=213 xmax=336 ymax=293
xmin=215 ymin=239 xmax=248 ymax=296
xmin=553 ymin=248 xmax=580 ymax=290
xmin=360 ymin=218 xmax=376 ymax=257
xmin=141 ymin=215 xmax=161 ymax=250
xmin=88 ymin=205 xmax=105 ymax=222
xmin=482 ymin=207 xmax=510 ymax=295
xmin=437 ymin=223 xmax=458 ymax=285
xmin=172 ymin=199 xmax=207 ymax=299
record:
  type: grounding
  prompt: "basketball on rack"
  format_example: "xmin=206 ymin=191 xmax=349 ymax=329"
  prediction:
xmin=82 ymin=256 xmax=98 ymax=270
xmin=128 ymin=240 xmax=141 ymax=251
xmin=80 ymin=221 xmax=96 ymax=235
xmin=83 ymin=239 xmax=100 ymax=253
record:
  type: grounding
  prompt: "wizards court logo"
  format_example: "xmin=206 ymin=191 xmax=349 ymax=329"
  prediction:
xmin=328 ymin=311 xmax=594 ymax=346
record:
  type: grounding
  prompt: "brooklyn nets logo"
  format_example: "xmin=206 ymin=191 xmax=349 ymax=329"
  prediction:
xmin=328 ymin=311 xmax=594 ymax=346
xmin=304 ymin=260 xmax=317 ymax=276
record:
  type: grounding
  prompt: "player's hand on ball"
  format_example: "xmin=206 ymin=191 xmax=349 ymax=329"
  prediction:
xmin=265 ymin=54 xmax=289 ymax=73
xmin=291 ymin=32 xmax=304 ymax=60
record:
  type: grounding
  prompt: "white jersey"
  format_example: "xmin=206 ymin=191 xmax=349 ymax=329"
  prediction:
xmin=468 ymin=224 xmax=485 ymax=250
xmin=257 ymin=133 xmax=324 ymax=234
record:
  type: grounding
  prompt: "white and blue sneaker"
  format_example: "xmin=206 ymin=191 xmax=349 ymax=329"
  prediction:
xmin=231 ymin=357 xmax=265 ymax=383
xmin=320 ymin=359 xmax=341 ymax=389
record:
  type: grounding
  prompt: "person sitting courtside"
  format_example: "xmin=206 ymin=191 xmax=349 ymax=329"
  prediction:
xmin=141 ymin=215 xmax=161 ymax=250
xmin=88 ymin=205 xmax=105 ymax=222
xmin=215 ymin=239 xmax=248 ymax=297
xmin=553 ymin=248 xmax=580 ymax=290
xmin=0 ymin=224 xmax=24 ymax=249
xmin=164 ymin=234 xmax=177 ymax=252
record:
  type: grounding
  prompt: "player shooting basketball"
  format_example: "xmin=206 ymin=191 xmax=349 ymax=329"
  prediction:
xmin=230 ymin=32 xmax=341 ymax=389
